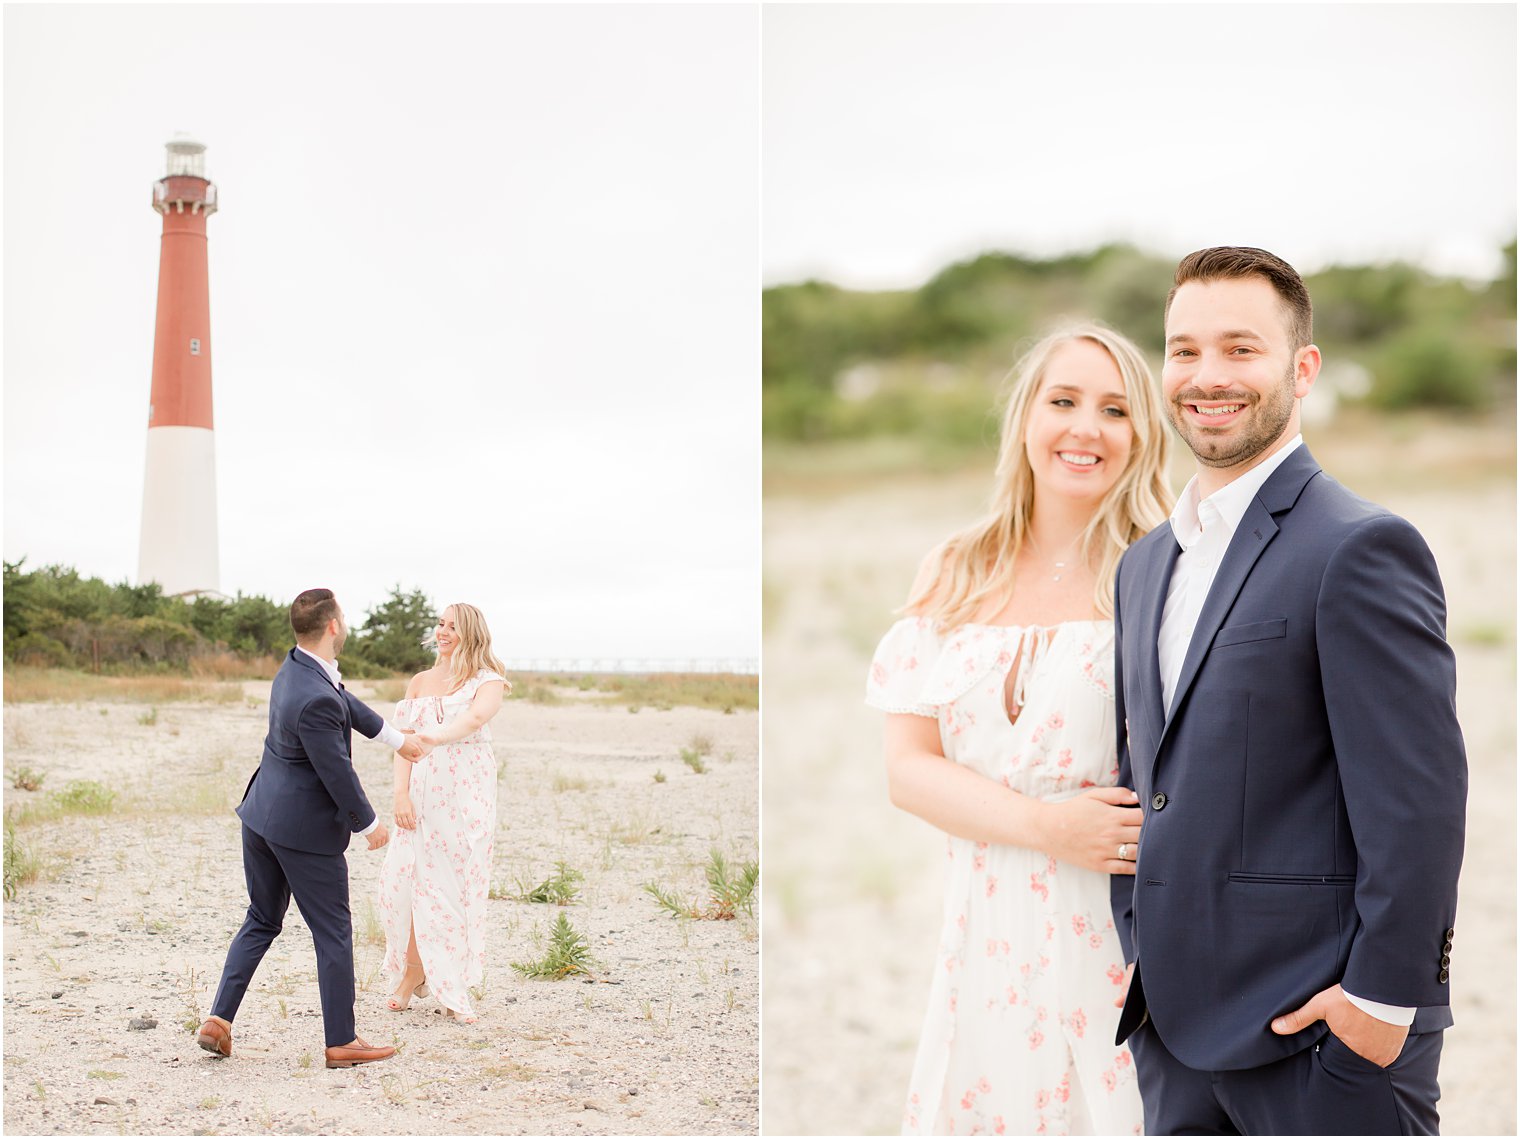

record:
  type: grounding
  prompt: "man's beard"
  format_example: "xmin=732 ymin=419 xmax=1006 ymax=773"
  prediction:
xmin=334 ymin=626 xmax=347 ymax=655
xmin=1169 ymin=366 xmax=1296 ymax=469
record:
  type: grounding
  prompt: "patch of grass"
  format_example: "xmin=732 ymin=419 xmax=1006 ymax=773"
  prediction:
xmin=596 ymin=672 xmax=757 ymax=712
xmin=357 ymin=895 xmax=386 ymax=947
xmin=155 ymin=778 xmax=231 ymax=817
xmin=687 ymin=732 xmax=714 ymax=757
xmin=8 ymin=766 xmax=45 ymax=792
xmin=365 ymin=678 xmax=409 ymax=703
xmin=680 ymin=748 xmax=709 ymax=775
xmin=137 ymin=706 xmax=159 ymax=726
xmin=645 ymin=850 xmax=759 ymax=921
xmin=49 ymin=780 xmax=118 ymax=816
xmin=3 ymin=667 xmax=243 ymax=704
xmin=198 ymin=1095 xmax=221 ymax=1110
xmin=189 ymin=653 xmax=281 ymax=681
xmin=1457 ymin=621 xmax=1510 ymax=647
xmin=4 ymin=817 xmax=45 ymax=899
xmin=87 ymin=1071 xmax=125 ymax=1080
xmin=511 ymin=912 xmax=595 ymax=980
xmin=652 ymin=770 xmax=667 ymax=784
xmin=509 ymin=683 xmax=562 ymax=705
xmin=176 ymin=965 xmax=204 ymax=1032
xmin=504 ymin=861 xmax=584 ymax=906
xmin=501 ymin=670 xmax=756 ymax=711
xmin=608 ymin=807 xmax=663 ymax=846
xmin=550 ymin=771 xmax=590 ymax=793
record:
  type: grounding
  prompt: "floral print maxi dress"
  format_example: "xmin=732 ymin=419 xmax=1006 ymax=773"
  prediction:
xmin=377 ymin=669 xmax=503 ymax=1019
xmin=867 ymin=618 xmax=1142 ymax=1136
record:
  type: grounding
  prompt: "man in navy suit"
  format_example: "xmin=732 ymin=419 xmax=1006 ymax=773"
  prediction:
xmin=1110 ymin=248 xmax=1466 ymax=1133
xmin=197 ymin=588 xmax=427 ymax=1068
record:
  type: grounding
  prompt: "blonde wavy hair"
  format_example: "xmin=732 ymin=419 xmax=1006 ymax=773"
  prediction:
xmin=424 ymin=602 xmax=512 ymax=695
xmin=906 ymin=322 xmax=1174 ymax=628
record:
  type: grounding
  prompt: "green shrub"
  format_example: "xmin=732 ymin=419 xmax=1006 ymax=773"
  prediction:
xmin=1368 ymin=326 xmax=1493 ymax=411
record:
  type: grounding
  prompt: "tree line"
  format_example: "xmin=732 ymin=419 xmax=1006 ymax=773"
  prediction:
xmin=3 ymin=560 xmax=438 ymax=678
xmin=764 ymin=242 xmax=1517 ymax=446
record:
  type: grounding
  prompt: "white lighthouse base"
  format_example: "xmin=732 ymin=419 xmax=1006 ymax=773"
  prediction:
xmin=138 ymin=425 xmax=220 ymax=597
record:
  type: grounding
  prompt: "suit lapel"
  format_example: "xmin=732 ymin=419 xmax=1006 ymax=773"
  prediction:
xmin=1162 ymin=498 xmax=1279 ymax=737
xmin=1159 ymin=446 xmax=1322 ymax=742
xmin=1135 ymin=532 xmax=1180 ymax=749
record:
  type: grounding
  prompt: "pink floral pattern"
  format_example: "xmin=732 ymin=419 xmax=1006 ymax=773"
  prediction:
xmin=867 ymin=619 xmax=1141 ymax=1135
xmin=377 ymin=670 xmax=503 ymax=1020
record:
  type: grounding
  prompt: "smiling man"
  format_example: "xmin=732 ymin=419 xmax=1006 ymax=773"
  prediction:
xmin=1108 ymin=247 xmax=1467 ymax=1134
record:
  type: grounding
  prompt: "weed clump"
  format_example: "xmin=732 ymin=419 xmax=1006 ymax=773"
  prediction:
xmin=511 ymin=912 xmax=595 ymax=979
xmin=504 ymin=861 xmax=584 ymax=906
xmin=645 ymin=850 xmax=758 ymax=920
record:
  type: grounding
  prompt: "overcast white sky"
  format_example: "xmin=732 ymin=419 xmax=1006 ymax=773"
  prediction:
xmin=764 ymin=3 xmax=1516 ymax=289
xmin=4 ymin=4 xmax=759 ymax=663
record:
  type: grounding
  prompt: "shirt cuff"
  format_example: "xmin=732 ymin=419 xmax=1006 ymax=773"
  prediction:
xmin=376 ymin=723 xmax=405 ymax=751
xmin=357 ymin=817 xmax=379 ymax=837
xmin=1343 ymin=991 xmax=1416 ymax=1026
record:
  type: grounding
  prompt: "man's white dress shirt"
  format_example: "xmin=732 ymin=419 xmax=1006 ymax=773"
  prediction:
xmin=1156 ymin=435 xmax=1413 ymax=1028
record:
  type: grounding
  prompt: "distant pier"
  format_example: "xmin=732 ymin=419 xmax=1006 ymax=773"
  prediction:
xmin=501 ymin=657 xmax=758 ymax=676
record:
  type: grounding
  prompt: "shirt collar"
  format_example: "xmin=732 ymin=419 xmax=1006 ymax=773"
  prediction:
xmin=296 ymin=644 xmax=342 ymax=690
xmin=1168 ymin=434 xmax=1304 ymax=550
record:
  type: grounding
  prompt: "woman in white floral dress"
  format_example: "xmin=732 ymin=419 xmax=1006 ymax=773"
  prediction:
xmin=379 ymin=602 xmax=508 ymax=1023
xmin=868 ymin=324 xmax=1174 ymax=1135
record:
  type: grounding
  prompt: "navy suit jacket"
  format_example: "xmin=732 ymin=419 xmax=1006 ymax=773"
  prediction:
xmin=236 ymin=648 xmax=388 ymax=856
xmin=1110 ymin=445 xmax=1466 ymax=1072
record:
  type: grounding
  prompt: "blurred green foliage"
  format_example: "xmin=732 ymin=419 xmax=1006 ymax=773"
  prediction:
xmin=763 ymin=241 xmax=1517 ymax=447
xmin=3 ymin=560 xmax=434 ymax=679
xmin=346 ymin=585 xmax=436 ymax=675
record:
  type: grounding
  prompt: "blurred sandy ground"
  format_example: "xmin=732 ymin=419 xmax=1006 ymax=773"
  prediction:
xmin=760 ymin=414 xmax=1515 ymax=1135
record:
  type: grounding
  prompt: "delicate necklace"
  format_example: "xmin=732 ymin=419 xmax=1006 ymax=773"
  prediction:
xmin=1029 ymin=536 xmax=1083 ymax=583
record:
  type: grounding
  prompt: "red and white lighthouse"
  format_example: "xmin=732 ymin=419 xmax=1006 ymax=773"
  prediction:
xmin=138 ymin=135 xmax=220 ymax=597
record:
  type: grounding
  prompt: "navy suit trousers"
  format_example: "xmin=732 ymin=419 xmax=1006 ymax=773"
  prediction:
xmin=210 ymin=823 xmax=356 ymax=1047
xmin=1129 ymin=1018 xmax=1443 ymax=1135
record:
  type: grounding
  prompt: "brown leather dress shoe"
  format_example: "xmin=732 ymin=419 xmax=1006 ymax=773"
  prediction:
xmin=196 ymin=1016 xmax=232 ymax=1058
xmin=324 ymin=1038 xmax=397 ymax=1068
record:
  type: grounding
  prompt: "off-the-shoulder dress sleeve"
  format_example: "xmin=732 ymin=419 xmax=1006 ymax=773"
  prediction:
xmin=865 ymin=616 xmax=944 ymax=718
xmin=464 ymin=669 xmax=510 ymax=697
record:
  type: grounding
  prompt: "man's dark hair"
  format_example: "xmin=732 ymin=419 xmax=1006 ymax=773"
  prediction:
xmin=1166 ymin=246 xmax=1313 ymax=351
xmin=290 ymin=588 xmax=340 ymax=641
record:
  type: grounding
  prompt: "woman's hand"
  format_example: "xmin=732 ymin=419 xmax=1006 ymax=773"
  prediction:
xmin=394 ymin=792 xmax=417 ymax=832
xmin=1038 ymin=786 xmax=1142 ymax=874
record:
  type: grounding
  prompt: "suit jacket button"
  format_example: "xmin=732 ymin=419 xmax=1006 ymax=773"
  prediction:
xmin=1151 ymin=792 xmax=1168 ymax=811
xmin=1442 ymin=940 xmax=1453 ymax=954
xmin=1440 ymin=954 xmax=1451 ymax=968
xmin=1445 ymin=927 xmax=1456 ymax=941
xmin=1437 ymin=968 xmax=1450 ymax=984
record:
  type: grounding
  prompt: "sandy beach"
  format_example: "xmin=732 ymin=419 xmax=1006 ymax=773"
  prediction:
xmin=3 ymin=687 xmax=758 ymax=1136
xmin=760 ymin=417 xmax=1516 ymax=1135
